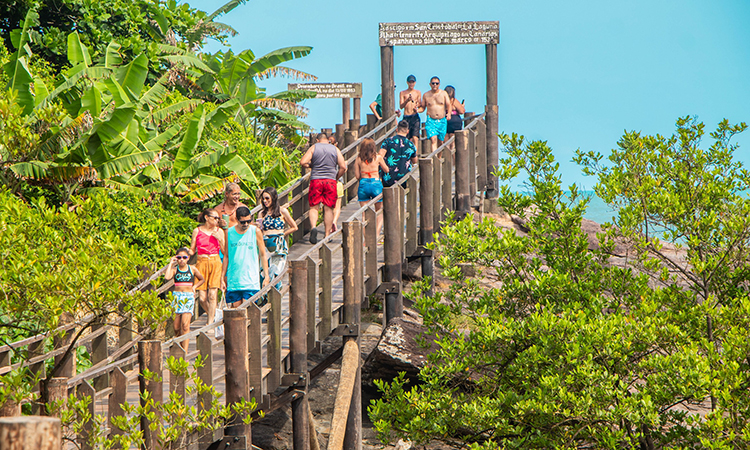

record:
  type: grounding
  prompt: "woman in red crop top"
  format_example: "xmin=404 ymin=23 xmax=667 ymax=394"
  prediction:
xmin=189 ymin=208 xmax=227 ymax=328
xmin=165 ymin=247 xmax=205 ymax=351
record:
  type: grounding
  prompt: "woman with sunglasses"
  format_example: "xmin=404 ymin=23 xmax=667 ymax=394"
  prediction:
xmin=257 ymin=187 xmax=298 ymax=290
xmin=165 ymin=247 xmax=205 ymax=351
xmin=189 ymin=208 xmax=227 ymax=327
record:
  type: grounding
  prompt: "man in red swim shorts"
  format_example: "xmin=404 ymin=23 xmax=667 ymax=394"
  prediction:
xmin=300 ymin=133 xmax=347 ymax=243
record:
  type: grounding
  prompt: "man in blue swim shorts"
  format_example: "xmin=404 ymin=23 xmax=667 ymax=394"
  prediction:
xmin=421 ymin=76 xmax=452 ymax=154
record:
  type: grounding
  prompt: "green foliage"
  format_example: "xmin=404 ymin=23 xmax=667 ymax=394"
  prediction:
xmin=0 ymin=189 xmax=172 ymax=370
xmin=370 ymin=128 xmax=750 ymax=449
xmin=50 ymin=356 xmax=260 ymax=449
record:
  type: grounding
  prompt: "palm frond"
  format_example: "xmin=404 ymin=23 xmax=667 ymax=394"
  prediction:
xmin=254 ymin=66 xmax=317 ymax=81
xmin=251 ymin=98 xmax=308 ymax=118
xmin=207 ymin=0 xmax=248 ymax=20
xmin=181 ymin=175 xmax=236 ymax=202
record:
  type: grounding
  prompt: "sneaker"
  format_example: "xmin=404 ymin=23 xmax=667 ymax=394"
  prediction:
xmin=310 ymin=228 xmax=318 ymax=244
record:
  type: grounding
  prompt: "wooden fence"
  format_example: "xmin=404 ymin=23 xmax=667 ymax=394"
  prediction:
xmin=1 ymin=110 xmax=490 ymax=450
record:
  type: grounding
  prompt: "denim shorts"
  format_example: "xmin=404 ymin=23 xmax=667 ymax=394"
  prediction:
xmin=358 ymin=178 xmax=383 ymax=202
xmin=226 ymin=289 xmax=260 ymax=305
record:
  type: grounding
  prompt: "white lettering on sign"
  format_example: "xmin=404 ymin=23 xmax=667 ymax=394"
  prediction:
xmin=379 ymin=21 xmax=500 ymax=46
xmin=287 ymin=83 xmax=363 ymax=99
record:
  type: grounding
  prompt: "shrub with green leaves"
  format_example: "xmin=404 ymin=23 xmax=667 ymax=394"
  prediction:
xmin=370 ymin=124 xmax=750 ymax=449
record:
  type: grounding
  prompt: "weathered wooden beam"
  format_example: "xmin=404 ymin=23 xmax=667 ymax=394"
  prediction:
xmin=455 ymin=130 xmax=470 ymax=219
xmin=138 ymin=340 xmax=162 ymax=450
xmin=223 ymin=308 xmax=251 ymax=442
xmin=289 ymin=259 xmax=310 ymax=450
xmin=0 ymin=416 xmax=61 ymax=450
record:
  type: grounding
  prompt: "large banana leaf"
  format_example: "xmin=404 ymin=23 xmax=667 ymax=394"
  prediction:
xmin=144 ymin=125 xmax=180 ymax=152
xmin=96 ymin=150 xmax=158 ymax=179
xmin=148 ymin=100 xmax=201 ymax=124
xmin=206 ymin=99 xmax=239 ymax=129
xmin=116 ymin=54 xmax=149 ymax=100
xmin=160 ymin=55 xmax=214 ymax=73
xmin=93 ymin=107 xmax=137 ymax=144
xmin=3 ymin=10 xmax=38 ymax=114
xmin=104 ymin=42 xmax=123 ymax=69
xmin=207 ymin=0 xmax=248 ymax=20
xmin=221 ymin=154 xmax=258 ymax=184
xmin=67 ymin=32 xmax=91 ymax=67
xmin=182 ymin=175 xmax=236 ymax=202
xmin=172 ymin=104 xmax=205 ymax=178
xmin=37 ymin=66 xmax=112 ymax=110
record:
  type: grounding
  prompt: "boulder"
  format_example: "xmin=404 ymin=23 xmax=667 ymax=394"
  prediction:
xmin=362 ymin=314 xmax=440 ymax=387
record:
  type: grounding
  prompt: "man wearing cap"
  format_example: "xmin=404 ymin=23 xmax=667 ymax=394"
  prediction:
xmin=379 ymin=120 xmax=418 ymax=189
xmin=399 ymin=75 xmax=422 ymax=149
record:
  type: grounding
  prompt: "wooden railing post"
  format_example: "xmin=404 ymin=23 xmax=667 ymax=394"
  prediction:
xmin=366 ymin=114 xmax=378 ymax=134
xmin=467 ymin=127 xmax=477 ymax=207
xmin=40 ymin=378 xmax=67 ymax=418
xmin=341 ymin=221 xmax=363 ymax=449
xmin=108 ymin=367 xmax=127 ymax=440
xmin=169 ymin=343 xmax=186 ymax=399
xmin=405 ymin=175 xmax=418 ymax=257
xmin=442 ymin=146 xmax=453 ymax=215
xmin=289 ymin=259 xmax=310 ymax=450
xmin=344 ymin=129 xmax=359 ymax=202
xmin=267 ymin=288 xmax=283 ymax=392
xmin=223 ymin=308 xmax=250 ymax=443
xmin=348 ymin=119 xmax=359 ymax=132
xmin=119 ymin=306 xmax=134 ymax=373
xmin=248 ymin=302 xmax=263 ymax=408
xmin=292 ymin=181 xmax=306 ymax=243
xmin=418 ymin=157 xmax=435 ymax=295
xmin=196 ymin=332 xmax=218 ymax=447
xmin=54 ymin=313 xmax=75 ymax=378
xmin=91 ymin=323 xmax=109 ymax=390
xmin=433 ymin=153 xmax=442 ymax=234
xmin=364 ymin=207 xmax=378 ymax=296
xmin=455 ymin=130 xmax=470 ymax=219
xmin=138 ymin=340 xmax=162 ymax=450
xmin=383 ymin=187 xmax=403 ymax=325
xmin=353 ymin=98 xmax=361 ymax=124
xmin=319 ymin=245 xmax=333 ymax=337
xmin=342 ymin=99 xmax=350 ymax=129
xmin=307 ymin=256 xmax=318 ymax=353
xmin=0 ymin=416 xmax=61 ymax=450
xmin=77 ymin=380 xmax=95 ymax=450
xmin=485 ymin=41 xmax=499 ymax=203
xmin=476 ymin=119 xmax=487 ymax=194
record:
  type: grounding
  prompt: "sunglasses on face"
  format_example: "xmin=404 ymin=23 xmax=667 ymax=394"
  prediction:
xmin=239 ymin=219 xmax=253 ymax=225
xmin=176 ymin=256 xmax=189 ymax=260
xmin=207 ymin=215 xmax=219 ymax=220
xmin=431 ymin=82 xmax=439 ymax=85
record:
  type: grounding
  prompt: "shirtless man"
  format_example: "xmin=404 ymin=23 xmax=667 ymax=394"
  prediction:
xmin=399 ymin=75 xmax=422 ymax=148
xmin=421 ymin=76 xmax=452 ymax=154
xmin=215 ymin=183 xmax=247 ymax=230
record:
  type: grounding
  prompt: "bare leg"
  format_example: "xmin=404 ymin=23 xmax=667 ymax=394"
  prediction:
xmin=309 ymin=204 xmax=319 ymax=230
xmin=178 ymin=313 xmax=191 ymax=352
xmin=323 ymin=205 xmax=335 ymax=238
xmin=332 ymin=197 xmax=342 ymax=232
xmin=197 ymin=289 xmax=208 ymax=320
xmin=411 ymin=136 xmax=420 ymax=150
xmin=206 ymin=288 xmax=217 ymax=323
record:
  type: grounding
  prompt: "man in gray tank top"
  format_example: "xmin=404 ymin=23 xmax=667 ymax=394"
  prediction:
xmin=300 ymin=133 xmax=347 ymax=243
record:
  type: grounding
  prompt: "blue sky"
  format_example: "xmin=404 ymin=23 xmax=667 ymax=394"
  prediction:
xmin=189 ymin=0 xmax=750 ymax=189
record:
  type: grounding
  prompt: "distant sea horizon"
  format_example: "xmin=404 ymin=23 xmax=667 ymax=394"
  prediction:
xmin=510 ymin=189 xmax=617 ymax=225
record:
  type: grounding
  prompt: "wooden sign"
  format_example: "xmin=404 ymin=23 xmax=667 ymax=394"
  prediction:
xmin=288 ymin=83 xmax=363 ymax=99
xmin=379 ymin=21 xmax=500 ymax=46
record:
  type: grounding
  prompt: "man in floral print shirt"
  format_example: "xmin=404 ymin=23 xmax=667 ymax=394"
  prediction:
xmin=379 ymin=120 xmax=418 ymax=188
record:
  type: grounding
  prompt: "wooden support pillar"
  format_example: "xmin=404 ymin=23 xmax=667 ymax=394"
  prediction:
xmin=306 ymin=256 xmax=318 ymax=353
xmin=353 ymin=97 xmax=361 ymax=124
xmin=248 ymin=302 xmax=263 ymax=407
xmin=292 ymin=181 xmax=306 ymax=242
xmin=223 ymin=309 xmax=250 ymax=443
xmin=442 ymin=145 xmax=453 ymax=215
xmin=77 ymin=380 xmax=95 ymax=450
xmin=405 ymin=176 xmax=418 ymax=257
xmin=432 ymin=154 xmax=442 ymax=234
xmin=364 ymin=207 xmax=378 ymax=296
xmin=289 ymin=259 xmax=309 ymax=450
xmin=169 ymin=343 xmax=186 ymax=399
xmin=119 ymin=306 xmax=134 ymax=372
xmin=348 ymin=119 xmax=359 ymax=131
xmin=138 ymin=340 xmax=162 ymax=450
xmin=418 ymin=157 xmax=435 ymax=294
xmin=0 ymin=416 xmax=61 ymax=450
xmin=455 ymin=130 xmax=470 ymax=219
xmin=380 ymin=45 xmax=395 ymax=121
xmin=319 ymin=245 xmax=333 ymax=337
xmin=108 ymin=368 xmax=127 ymax=439
xmin=420 ymin=138 xmax=431 ymax=156
xmin=342 ymin=221 xmax=362 ymax=450
xmin=54 ymin=314 xmax=75 ymax=378
xmin=196 ymin=333 xmax=218 ymax=447
xmin=91 ymin=323 xmax=108 ymax=390
xmin=383 ymin=187 xmax=403 ymax=325
xmin=475 ymin=119 xmax=487 ymax=192
xmin=366 ymin=114 xmax=378 ymax=133
xmin=334 ymin=124 xmax=346 ymax=149
xmin=485 ymin=43 xmax=499 ymax=201
xmin=467 ymin=128 xmax=477 ymax=206
xmin=342 ymin=98 xmax=350 ymax=130
xmin=41 ymin=378 xmax=67 ymax=418
xmin=267 ymin=288 xmax=283 ymax=392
